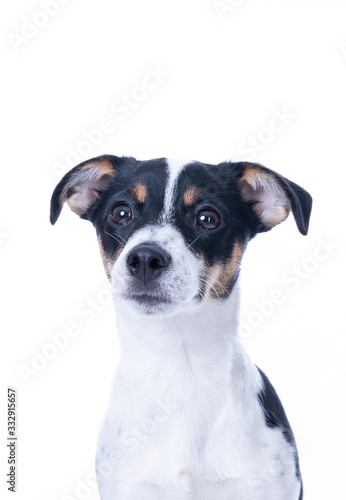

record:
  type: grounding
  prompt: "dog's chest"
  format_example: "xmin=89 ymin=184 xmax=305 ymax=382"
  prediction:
xmin=96 ymin=325 xmax=298 ymax=498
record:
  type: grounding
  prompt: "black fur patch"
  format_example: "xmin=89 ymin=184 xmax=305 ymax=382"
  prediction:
xmin=175 ymin=162 xmax=258 ymax=260
xmin=88 ymin=157 xmax=169 ymax=261
xmin=257 ymin=367 xmax=302 ymax=483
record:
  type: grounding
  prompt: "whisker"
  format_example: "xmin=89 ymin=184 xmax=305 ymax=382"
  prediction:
xmin=200 ymin=277 xmax=221 ymax=303
xmin=186 ymin=234 xmax=201 ymax=250
xmin=205 ymin=273 xmax=243 ymax=316
xmin=199 ymin=277 xmax=222 ymax=317
xmin=105 ymin=231 xmax=127 ymax=247
xmin=198 ymin=279 xmax=212 ymax=309
xmin=203 ymin=272 xmax=230 ymax=297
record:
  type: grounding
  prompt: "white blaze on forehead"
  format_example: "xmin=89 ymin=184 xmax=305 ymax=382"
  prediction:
xmin=161 ymin=158 xmax=193 ymax=221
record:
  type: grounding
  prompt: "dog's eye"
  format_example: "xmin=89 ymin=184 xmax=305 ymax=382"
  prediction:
xmin=196 ymin=209 xmax=220 ymax=230
xmin=111 ymin=204 xmax=133 ymax=225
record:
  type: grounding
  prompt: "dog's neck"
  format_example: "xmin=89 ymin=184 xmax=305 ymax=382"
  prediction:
xmin=113 ymin=286 xmax=248 ymax=386
xmin=117 ymin=286 xmax=240 ymax=341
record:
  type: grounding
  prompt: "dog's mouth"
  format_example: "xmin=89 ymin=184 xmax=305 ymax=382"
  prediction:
xmin=131 ymin=293 xmax=171 ymax=305
xmin=122 ymin=291 xmax=173 ymax=314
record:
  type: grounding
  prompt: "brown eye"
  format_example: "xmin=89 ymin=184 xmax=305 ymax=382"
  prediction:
xmin=111 ymin=204 xmax=133 ymax=225
xmin=196 ymin=209 xmax=220 ymax=230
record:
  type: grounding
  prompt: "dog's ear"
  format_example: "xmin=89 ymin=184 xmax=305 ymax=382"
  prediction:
xmin=50 ymin=155 xmax=118 ymax=225
xmin=238 ymin=163 xmax=312 ymax=235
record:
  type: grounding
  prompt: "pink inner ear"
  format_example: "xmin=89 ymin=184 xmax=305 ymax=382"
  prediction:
xmin=65 ymin=166 xmax=115 ymax=216
xmin=240 ymin=173 xmax=291 ymax=228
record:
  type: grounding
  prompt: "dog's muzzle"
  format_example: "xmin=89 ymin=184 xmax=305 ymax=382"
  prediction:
xmin=123 ymin=243 xmax=173 ymax=311
xmin=112 ymin=226 xmax=203 ymax=315
xmin=126 ymin=243 xmax=172 ymax=284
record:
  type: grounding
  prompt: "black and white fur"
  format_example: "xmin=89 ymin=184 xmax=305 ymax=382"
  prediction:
xmin=51 ymin=156 xmax=312 ymax=499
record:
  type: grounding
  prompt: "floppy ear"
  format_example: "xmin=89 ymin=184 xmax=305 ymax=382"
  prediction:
xmin=50 ymin=155 xmax=118 ymax=225
xmin=238 ymin=163 xmax=312 ymax=235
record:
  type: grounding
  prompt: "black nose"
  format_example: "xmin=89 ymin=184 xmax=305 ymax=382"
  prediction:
xmin=126 ymin=244 xmax=172 ymax=284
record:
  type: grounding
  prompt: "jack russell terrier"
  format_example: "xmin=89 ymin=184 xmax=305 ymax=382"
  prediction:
xmin=50 ymin=155 xmax=312 ymax=500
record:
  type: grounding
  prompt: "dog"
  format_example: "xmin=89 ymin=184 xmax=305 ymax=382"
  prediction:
xmin=50 ymin=155 xmax=312 ymax=500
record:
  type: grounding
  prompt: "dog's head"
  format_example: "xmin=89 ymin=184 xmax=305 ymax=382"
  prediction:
xmin=50 ymin=155 xmax=312 ymax=316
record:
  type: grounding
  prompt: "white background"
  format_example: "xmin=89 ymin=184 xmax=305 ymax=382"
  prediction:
xmin=1 ymin=0 xmax=345 ymax=499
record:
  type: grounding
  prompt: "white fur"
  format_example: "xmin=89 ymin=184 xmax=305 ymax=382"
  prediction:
xmin=161 ymin=158 xmax=193 ymax=221
xmin=112 ymin=225 xmax=203 ymax=316
xmin=95 ymin=160 xmax=301 ymax=499
xmin=96 ymin=297 xmax=300 ymax=499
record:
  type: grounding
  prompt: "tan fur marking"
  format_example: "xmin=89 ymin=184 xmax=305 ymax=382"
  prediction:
xmin=97 ymin=235 xmax=125 ymax=281
xmin=205 ymin=241 xmax=244 ymax=299
xmin=94 ymin=159 xmax=116 ymax=177
xmin=114 ymin=247 xmax=123 ymax=262
xmin=239 ymin=166 xmax=261 ymax=189
xmin=229 ymin=240 xmax=244 ymax=277
xmin=184 ymin=187 xmax=200 ymax=206
xmin=204 ymin=264 xmax=224 ymax=299
xmin=97 ymin=235 xmax=112 ymax=281
xmin=131 ymin=183 xmax=147 ymax=203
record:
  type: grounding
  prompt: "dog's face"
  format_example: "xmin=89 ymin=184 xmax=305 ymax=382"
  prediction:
xmin=51 ymin=156 xmax=312 ymax=316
